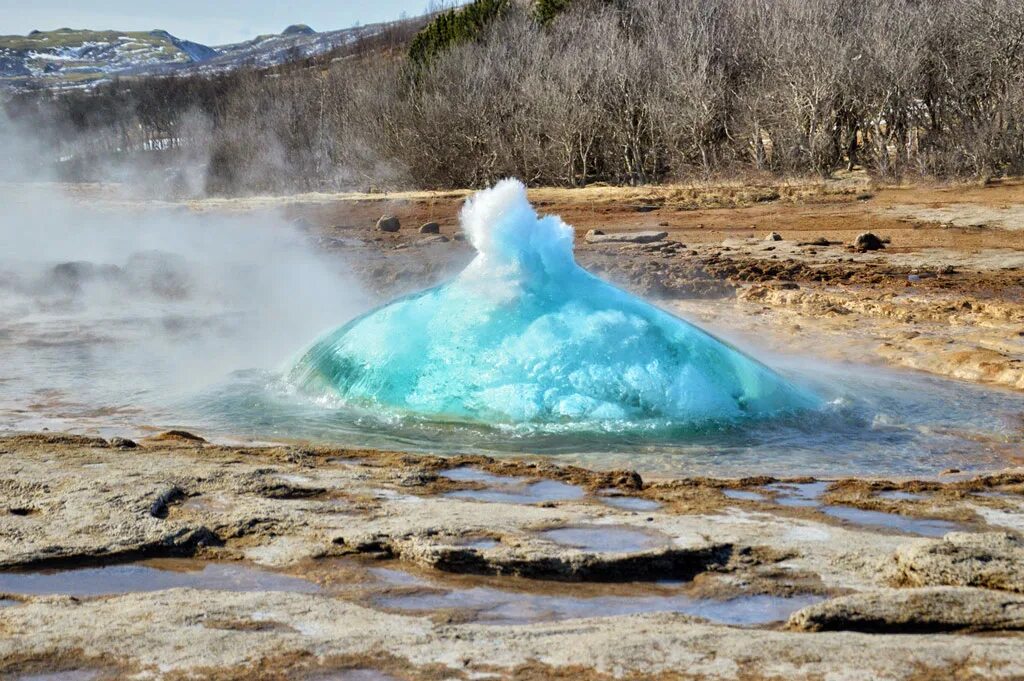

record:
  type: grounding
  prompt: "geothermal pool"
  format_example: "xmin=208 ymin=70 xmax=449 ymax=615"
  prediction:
xmin=0 ymin=183 xmax=1021 ymax=478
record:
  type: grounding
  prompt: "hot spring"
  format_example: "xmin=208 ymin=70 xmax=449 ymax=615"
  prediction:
xmin=287 ymin=179 xmax=819 ymax=428
xmin=0 ymin=181 xmax=1021 ymax=478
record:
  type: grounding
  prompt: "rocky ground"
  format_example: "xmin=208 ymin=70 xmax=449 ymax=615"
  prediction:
xmin=1 ymin=432 xmax=1023 ymax=680
xmin=4 ymin=177 xmax=1023 ymax=679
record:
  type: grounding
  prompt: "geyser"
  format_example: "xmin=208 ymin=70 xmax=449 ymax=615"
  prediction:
xmin=288 ymin=180 xmax=818 ymax=427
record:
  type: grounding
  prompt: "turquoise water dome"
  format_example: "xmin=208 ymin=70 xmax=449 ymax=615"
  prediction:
xmin=288 ymin=180 xmax=818 ymax=428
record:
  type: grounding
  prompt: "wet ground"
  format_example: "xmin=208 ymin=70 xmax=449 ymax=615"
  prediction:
xmin=1 ymin=178 xmax=1024 ymax=678
xmin=0 ymin=433 xmax=1023 ymax=679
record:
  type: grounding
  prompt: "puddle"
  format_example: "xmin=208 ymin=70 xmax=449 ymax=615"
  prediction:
xmin=441 ymin=467 xmax=525 ymax=486
xmin=601 ymin=496 xmax=662 ymax=512
xmin=377 ymin=583 xmax=822 ymax=626
xmin=444 ymin=469 xmax=585 ymax=505
xmin=723 ymin=489 xmax=767 ymax=502
xmin=451 ymin=537 xmax=501 ymax=550
xmin=766 ymin=482 xmax=830 ymax=507
xmin=369 ymin=567 xmax=430 ymax=587
xmin=821 ymin=506 xmax=960 ymax=537
xmin=877 ymin=490 xmax=928 ymax=501
xmin=0 ymin=598 xmax=19 ymax=607
xmin=0 ymin=560 xmax=320 ymax=597
xmin=541 ymin=526 xmax=671 ymax=553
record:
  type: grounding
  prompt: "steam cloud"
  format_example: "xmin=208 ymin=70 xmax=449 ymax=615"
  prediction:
xmin=0 ymin=113 xmax=369 ymax=432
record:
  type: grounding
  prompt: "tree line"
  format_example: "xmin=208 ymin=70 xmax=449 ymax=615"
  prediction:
xmin=5 ymin=0 xmax=1024 ymax=195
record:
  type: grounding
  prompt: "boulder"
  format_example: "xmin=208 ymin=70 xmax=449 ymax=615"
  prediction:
xmin=765 ymin=232 xmax=783 ymax=241
xmin=585 ymin=230 xmax=668 ymax=245
xmin=419 ymin=222 xmax=440 ymax=234
xmin=890 ymin=532 xmax=1024 ymax=593
xmin=787 ymin=587 xmax=1024 ymax=633
xmin=854 ymin=232 xmax=885 ymax=251
xmin=376 ymin=215 xmax=400 ymax=232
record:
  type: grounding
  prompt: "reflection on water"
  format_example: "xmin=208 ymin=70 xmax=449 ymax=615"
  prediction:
xmin=0 ymin=560 xmax=320 ymax=597
xmin=444 ymin=470 xmax=585 ymax=505
xmin=540 ymin=526 xmax=672 ymax=553
xmin=377 ymin=583 xmax=822 ymax=627
xmin=820 ymin=506 xmax=962 ymax=537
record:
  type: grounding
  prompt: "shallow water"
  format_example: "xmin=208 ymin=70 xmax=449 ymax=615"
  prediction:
xmin=600 ymin=495 xmax=663 ymax=512
xmin=877 ymin=490 xmax=929 ymax=502
xmin=540 ymin=526 xmax=671 ymax=553
xmin=447 ymin=479 xmax=585 ymax=505
xmin=377 ymin=584 xmax=822 ymax=627
xmin=767 ymin=482 xmax=830 ymax=507
xmin=0 ymin=560 xmax=320 ymax=597
xmin=820 ymin=506 xmax=961 ymax=537
xmin=723 ymin=489 xmax=768 ymax=502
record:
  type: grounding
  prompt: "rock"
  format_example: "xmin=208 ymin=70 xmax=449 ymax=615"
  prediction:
xmin=585 ymin=231 xmax=669 ymax=245
xmin=149 ymin=485 xmax=185 ymax=519
xmin=798 ymin=237 xmax=831 ymax=247
xmin=419 ymin=222 xmax=440 ymax=234
xmin=787 ymin=587 xmax=1024 ymax=633
xmin=416 ymin=235 xmax=449 ymax=246
xmin=47 ymin=261 xmax=123 ymax=293
xmin=890 ymin=532 xmax=1024 ymax=593
xmin=854 ymin=232 xmax=885 ymax=251
xmin=393 ymin=537 xmax=733 ymax=582
xmin=453 ymin=232 xmax=466 ymax=242
xmin=765 ymin=232 xmax=783 ymax=241
xmin=376 ymin=215 xmax=400 ymax=232
xmin=147 ymin=430 xmax=207 ymax=444
xmin=108 ymin=437 xmax=138 ymax=449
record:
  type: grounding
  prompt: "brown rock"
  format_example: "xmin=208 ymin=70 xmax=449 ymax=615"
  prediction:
xmin=787 ymin=587 xmax=1024 ymax=633
xmin=890 ymin=532 xmax=1024 ymax=593
xmin=419 ymin=222 xmax=440 ymax=234
xmin=376 ymin=216 xmax=401 ymax=232
xmin=854 ymin=232 xmax=885 ymax=251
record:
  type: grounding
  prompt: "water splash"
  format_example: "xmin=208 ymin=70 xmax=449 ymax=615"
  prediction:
xmin=288 ymin=180 xmax=818 ymax=427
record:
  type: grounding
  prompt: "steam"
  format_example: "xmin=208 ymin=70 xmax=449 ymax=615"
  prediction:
xmin=0 ymin=113 xmax=369 ymax=432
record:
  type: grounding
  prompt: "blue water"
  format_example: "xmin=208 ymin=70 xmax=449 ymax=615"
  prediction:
xmin=288 ymin=180 xmax=818 ymax=428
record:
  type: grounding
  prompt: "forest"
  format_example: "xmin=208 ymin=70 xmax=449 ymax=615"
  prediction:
xmin=4 ymin=0 xmax=1024 ymax=195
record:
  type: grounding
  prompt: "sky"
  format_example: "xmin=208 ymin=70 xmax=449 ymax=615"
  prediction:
xmin=0 ymin=0 xmax=455 ymax=46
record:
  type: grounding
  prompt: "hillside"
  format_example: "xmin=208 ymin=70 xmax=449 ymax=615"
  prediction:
xmin=0 ymin=21 xmax=404 ymax=91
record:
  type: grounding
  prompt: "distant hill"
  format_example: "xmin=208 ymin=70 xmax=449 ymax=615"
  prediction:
xmin=0 ymin=22 xmax=402 ymax=91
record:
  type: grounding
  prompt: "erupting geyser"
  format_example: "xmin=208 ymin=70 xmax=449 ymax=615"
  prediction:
xmin=288 ymin=180 xmax=818 ymax=428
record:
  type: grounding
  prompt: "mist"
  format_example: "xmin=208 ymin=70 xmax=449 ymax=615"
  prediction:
xmin=0 ymin=114 xmax=371 ymax=433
